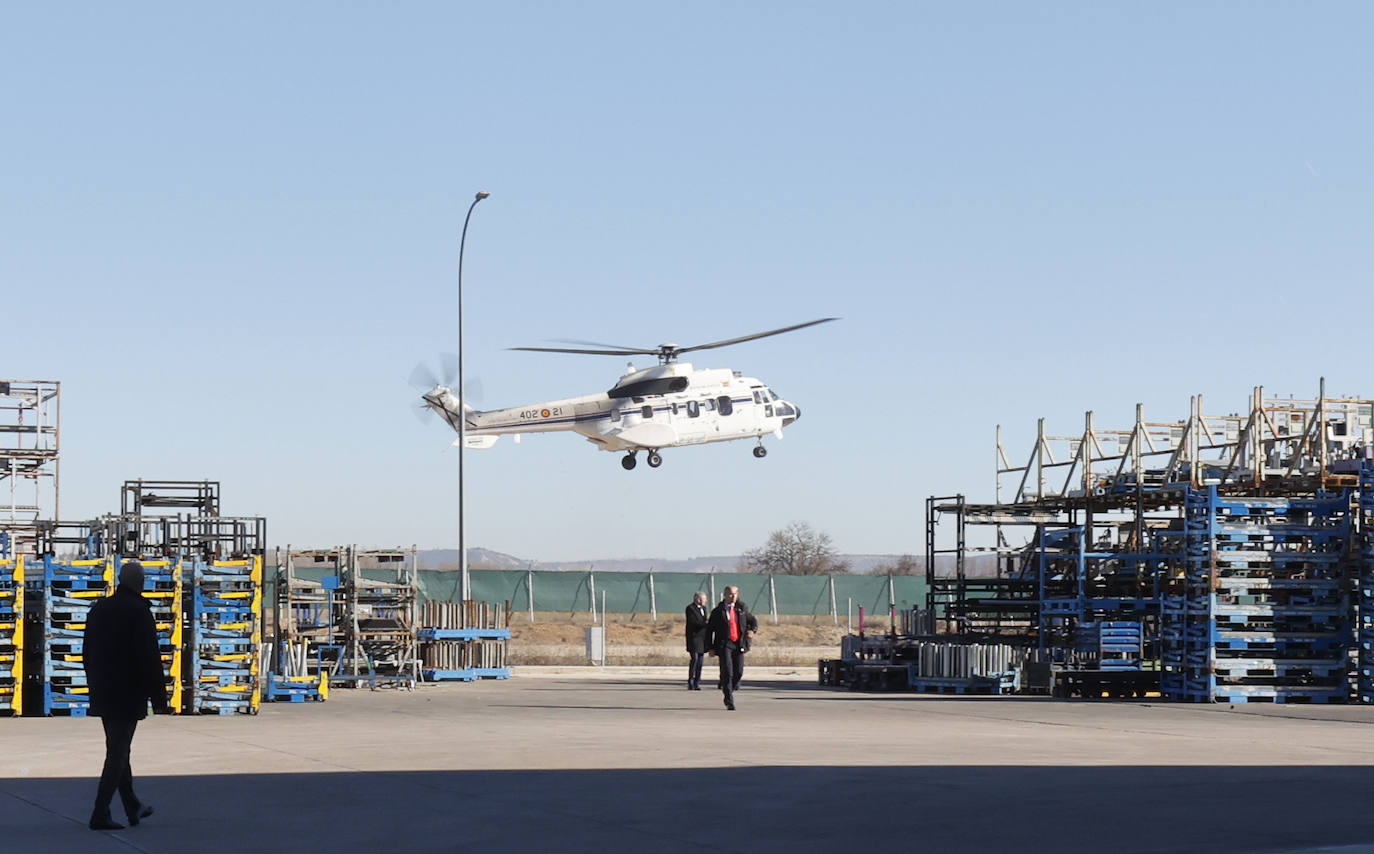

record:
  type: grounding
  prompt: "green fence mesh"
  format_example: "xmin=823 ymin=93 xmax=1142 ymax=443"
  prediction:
xmin=264 ymin=568 xmax=925 ymax=617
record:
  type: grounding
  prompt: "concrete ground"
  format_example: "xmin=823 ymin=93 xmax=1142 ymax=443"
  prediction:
xmin=5 ymin=666 xmax=1374 ymax=853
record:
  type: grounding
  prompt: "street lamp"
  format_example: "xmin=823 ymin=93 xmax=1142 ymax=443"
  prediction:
xmin=458 ymin=190 xmax=489 ymax=602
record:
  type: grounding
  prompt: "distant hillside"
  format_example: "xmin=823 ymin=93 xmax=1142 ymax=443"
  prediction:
xmin=418 ymin=548 xmax=1000 ymax=576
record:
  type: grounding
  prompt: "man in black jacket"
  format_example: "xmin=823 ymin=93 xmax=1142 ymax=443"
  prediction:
xmin=705 ymin=586 xmax=757 ymax=710
xmin=83 ymin=560 xmax=170 ymax=831
xmin=684 ymin=592 xmax=710 ymax=690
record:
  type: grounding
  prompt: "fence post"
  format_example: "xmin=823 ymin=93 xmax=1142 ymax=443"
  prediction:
xmin=847 ymin=597 xmax=852 ymax=634
xmin=589 ymin=567 xmax=596 ymax=619
xmin=649 ymin=568 xmax=657 ymax=621
xmin=527 ymin=566 xmax=534 ymax=624
xmin=769 ymin=574 xmax=778 ymax=624
xmin=829 ymin=575 xmax=837 ymax=625
xmin=709 ymin=571 xmax=715 ymax=602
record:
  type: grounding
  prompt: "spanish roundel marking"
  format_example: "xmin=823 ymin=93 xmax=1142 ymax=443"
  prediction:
xmin=541 ymin=409 xmax=551 ymax=418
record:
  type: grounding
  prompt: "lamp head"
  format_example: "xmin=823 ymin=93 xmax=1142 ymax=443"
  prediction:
xmin=475 ymin=191 xmax=490 ymax=201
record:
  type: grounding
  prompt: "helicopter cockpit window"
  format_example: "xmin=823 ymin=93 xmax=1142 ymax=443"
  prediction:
xmin=768 ymin=390 xmax=779 ymax=401
xmin=765 ymin=404 xmax=774 ymax=418
xmin=641 ymin=405 xmax=654 ymax=419
xmin=717 ymin=395 xmax=733 ymax=416
xmin=686 ymin=400 xmax=700 ymax=418
xmin=753 ymin=390 xmax=765 ymax=404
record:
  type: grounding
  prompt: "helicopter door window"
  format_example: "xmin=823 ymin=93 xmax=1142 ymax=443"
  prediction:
xmin=717 ymin=395 xmax=733 ymax=416
xmin=641 ymin=405 xmax=654 ymax=419
xmin=610 ymin=408 xmax=621 ymax=422
xmin=703 ymin=399 xmax=715 ymax=412
xmin=686 ymin=400 xmax=699 ymax=418
xmin=765 ymin=405 xmax=774 ymax=417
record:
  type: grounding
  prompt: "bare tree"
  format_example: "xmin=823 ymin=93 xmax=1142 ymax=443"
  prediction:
xmin=872 ymin=554 xmax=922 ymax=575
xmin=741 ymin=522 xmax=850 ymax=575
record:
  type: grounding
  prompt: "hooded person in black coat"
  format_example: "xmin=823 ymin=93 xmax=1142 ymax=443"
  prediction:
xmin=83 ymin=560 xmax=169 ymax=831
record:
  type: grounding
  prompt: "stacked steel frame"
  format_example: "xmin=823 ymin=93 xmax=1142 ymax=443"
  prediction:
xmin=37 ymin=558 xmax=111 ymax=715
xmin=418 ymin=599 xmax=510 ymax=682
xmin=0 ymin=556 xmax=22 ymax=714
xmin=0 ymin=381 xmax=60 ymax=558
xmin=189 ymin=558 xmax=262 ymax=714
xmin=133 ymin=557 xmax=185 ymax=713
xmin=1361 ymin=466 xmax=1374 ymax=704
xmin=343 ymin=548 xmax=418 ymax=685
xmin=927 ymin=380 xmax=1374 ymax=702
xmin=273 ymin=546 xmax=419 ymax=690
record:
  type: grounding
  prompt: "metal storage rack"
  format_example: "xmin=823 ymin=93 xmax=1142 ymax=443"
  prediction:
xmin=1164 ymin=489 xmax=1351 ymax=704
xmin=275 ymin=547 xmax=347 ymax=682
xmin=342 ymin=547 xmax=419 ymax=686
xmin=36 ymin=558 xmax=111 ymax=715
xmin=0 ymin=556 xmax=22 ymax=715
xmin=419 ymin=600 xmax=510 ymax=681
xmin=924 ymin=380 xmax=1374 ymax=702
xmin=188 ymin=557 xmax=262 ymax=714
xmin=131 ymin=557 xmax=185 ymax=713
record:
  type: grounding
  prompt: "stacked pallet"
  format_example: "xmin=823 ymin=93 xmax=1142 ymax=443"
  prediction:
xmin=133 ymin=558 xmax=184 ymax=713
xmin=40 ymin=558 xmax=110 ymax=715
xmin=1164 ymin=488 xmax=1349 ymax=704
xmin=189 ymin=558 xmax=261 ymax=714
xmin=0 ymin=557 xmax=22 ymax=715
xmin=1076 ymin=622 xmax=1143 ymax=670
xmin=418 ymin=600 xmax=510 ymax=682
xmin=1359 ymin=466 xmax=1374 ymax=704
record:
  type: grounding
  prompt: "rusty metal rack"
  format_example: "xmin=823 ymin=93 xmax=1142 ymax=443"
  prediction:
xmin=272 ymin=546 xmax=419 ymax=689
xmin=419 ymin=599 xmax=510 ymax=682
xmin=925 ymin=380 xmax=1374 ymax=702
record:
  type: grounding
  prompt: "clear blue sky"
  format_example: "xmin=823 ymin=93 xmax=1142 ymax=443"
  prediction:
xmin=4 ymin=3 xmax=1372 ymax=561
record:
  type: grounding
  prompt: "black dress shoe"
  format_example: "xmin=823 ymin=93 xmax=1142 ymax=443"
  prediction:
xmin=89 ymin=816 xmax=126 ymax=831
xmin=128 ymin=804 xmax=154 ymax=826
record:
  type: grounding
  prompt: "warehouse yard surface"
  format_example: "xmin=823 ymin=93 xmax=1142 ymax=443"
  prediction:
xmin=3 ymin=669 xmax=1374 ymax=853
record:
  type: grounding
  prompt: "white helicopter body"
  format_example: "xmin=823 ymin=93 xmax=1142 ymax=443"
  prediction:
xmin=416 ymin=318 xmax=829 ymax=470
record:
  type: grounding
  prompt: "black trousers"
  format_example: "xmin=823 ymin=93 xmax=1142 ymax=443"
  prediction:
xmin=93 ymin=717 xmax=141 ymax=820
xmin=687 ymin=651 xmax=705 ymax=687
xmin=717 ymin=643 xmax=744 ymax=703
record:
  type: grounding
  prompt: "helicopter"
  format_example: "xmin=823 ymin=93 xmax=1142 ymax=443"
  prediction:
xmin=415 ymin=318 xmax=835 ymax=470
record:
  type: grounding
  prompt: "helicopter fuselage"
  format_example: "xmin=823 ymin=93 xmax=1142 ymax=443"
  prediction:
xmin=422 ymin=362 xmax=801 ymax=461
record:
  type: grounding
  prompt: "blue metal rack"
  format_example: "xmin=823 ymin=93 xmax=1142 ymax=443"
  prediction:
xmin=39 ymin=558 xmax=111 ymax=715
xmin=0 ymin=556 xmax=23 ymax=715
xmin=1163 ymin=487 xmax=1350 ymax=704
xmin=1358 ymin=464 xmax=1374 ymax=704
xmin=188 ymin=558 xmax=261 ymax=715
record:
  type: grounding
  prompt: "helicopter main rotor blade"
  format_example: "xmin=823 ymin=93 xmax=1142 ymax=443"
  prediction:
xmin=676 ymin=317 xmax=839 ymax=355
xmin=509 ymin=345 xmax=661 ymax=357
xmin=550 ymin=338 xmax=649 ymax=352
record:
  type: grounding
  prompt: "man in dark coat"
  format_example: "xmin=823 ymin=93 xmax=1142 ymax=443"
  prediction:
xmin=705 ymin=586 xmax=757 ymax=711
xmin=83 ymin=560 xmax=169 ymax=831
xmin=684 ymin=592 xmax=710 ymax=690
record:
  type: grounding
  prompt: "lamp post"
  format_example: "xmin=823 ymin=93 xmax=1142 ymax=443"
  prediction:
xmin=458 ymin=190 xmax=489 ymax=602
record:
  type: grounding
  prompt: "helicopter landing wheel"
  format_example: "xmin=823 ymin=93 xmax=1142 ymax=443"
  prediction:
xmin=647 ymin=451 xmax=663 ymax=468
xmin=621 ymin=453 xmax=637 ymax=470
xmin=753 ymin=445 xmax=767 ymax=459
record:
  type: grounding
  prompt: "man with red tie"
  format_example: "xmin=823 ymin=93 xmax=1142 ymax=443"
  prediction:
xmin=706 ymin=586 xmax=757 ymax=711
